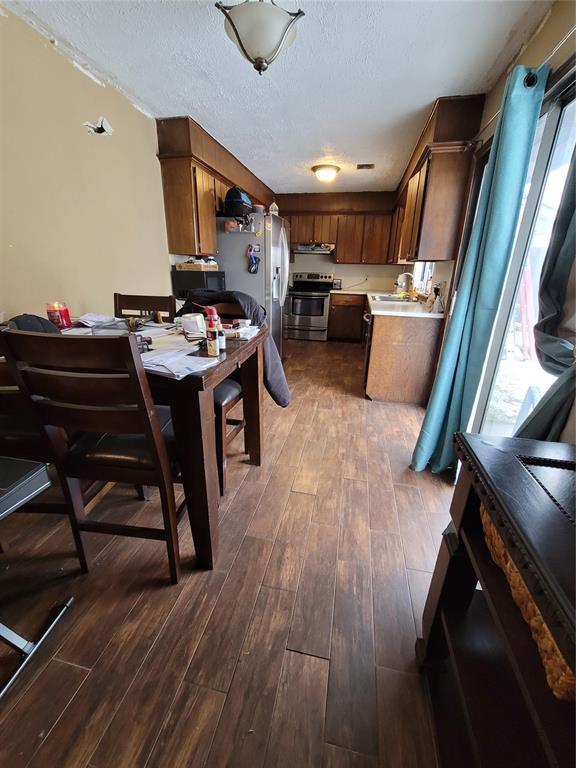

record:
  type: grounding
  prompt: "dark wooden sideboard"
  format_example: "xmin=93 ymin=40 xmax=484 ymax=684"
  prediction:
xmin=419 ymin=432 xmax=575 ymax=768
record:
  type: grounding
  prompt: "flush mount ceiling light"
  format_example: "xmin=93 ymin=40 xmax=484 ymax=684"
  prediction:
xmin=311 ymin=164 xmax=340 ymax=183
xmin=215 ymin=0 xmax=305 ymax=75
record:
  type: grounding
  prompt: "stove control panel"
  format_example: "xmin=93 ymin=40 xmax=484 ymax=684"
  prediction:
xmin=292 ymin=272 xmax=334 ymax=282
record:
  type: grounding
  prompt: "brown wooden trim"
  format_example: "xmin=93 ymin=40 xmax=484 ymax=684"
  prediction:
xmin=156 ymin=117 xmax=274 ymax=205
xmin=276 ymin=191 xmax=395 ymax=215
xmin=395 ymin=141 xmax=473 ymax=203
xmin=396 ymin=97 xmax=484 ymax=199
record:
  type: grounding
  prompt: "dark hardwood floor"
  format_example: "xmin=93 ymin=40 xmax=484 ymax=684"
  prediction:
xmin=0 ymin=340 xmax=454 ymax=767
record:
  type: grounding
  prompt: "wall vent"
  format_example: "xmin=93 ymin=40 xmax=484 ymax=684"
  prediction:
xmin=356 ymin=163 xmax=375 ymax=170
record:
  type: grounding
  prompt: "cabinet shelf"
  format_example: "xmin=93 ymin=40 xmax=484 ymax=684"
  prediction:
xmin=461 ymin=526 xmax=574 ymax=767
xmin=441 ymin=591 xmax=549 ymax=768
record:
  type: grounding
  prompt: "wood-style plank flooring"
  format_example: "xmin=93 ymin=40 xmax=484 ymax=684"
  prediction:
xmin=0 ymin=340 xmax=454 ymax=767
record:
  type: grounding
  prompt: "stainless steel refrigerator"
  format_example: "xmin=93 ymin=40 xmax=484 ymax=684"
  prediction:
xmin=216 ymin=213 xmax=290 ymax=357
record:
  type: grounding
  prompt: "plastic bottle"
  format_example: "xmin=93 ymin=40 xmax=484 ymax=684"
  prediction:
xmin=205 ymin=306 xmax=220 ymax=357
xmin=217 ymin=320 xmax=226 ymax=351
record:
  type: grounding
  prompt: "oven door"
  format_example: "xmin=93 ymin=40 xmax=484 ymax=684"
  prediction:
xmin=285 ymin=292 xmax=330 ymax=330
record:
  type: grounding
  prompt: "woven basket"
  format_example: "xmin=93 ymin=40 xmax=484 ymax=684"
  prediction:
xmin=480 ymin=503 xmax=575 ymax=701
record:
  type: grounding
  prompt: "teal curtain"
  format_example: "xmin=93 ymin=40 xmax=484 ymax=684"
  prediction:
xmin=515 ymin=147 xmax=576 ymax=441
xmin=411 ymin=64 xmax=548 ymax=473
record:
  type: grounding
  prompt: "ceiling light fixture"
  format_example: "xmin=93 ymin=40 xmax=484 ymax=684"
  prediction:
xmin=215 ymin=0 xmax=305 ymax=75
xmin=311 ymin=164 xmax=340 ymax=183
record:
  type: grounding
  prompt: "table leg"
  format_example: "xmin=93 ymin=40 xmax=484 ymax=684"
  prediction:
xmin=170 ymin=388 xmax=219 ymax=569
xmin=240 ymin=344 xmax=264 ymax=466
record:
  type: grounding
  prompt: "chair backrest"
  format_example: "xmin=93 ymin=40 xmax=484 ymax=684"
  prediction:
xmin=0 ymin=330 xmax=171 ymax=476
xmin=114 ymin=293 xmax=177 ymax=322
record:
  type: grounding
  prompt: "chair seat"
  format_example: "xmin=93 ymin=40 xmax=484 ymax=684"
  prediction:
xmin=214 ymin=378 xmax=242 ymax=408
xmin=66 ymin=405 xmax=177 ymax=473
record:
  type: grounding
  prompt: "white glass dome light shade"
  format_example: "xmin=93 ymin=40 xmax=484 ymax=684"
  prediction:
xmin=218 ymin=1 xmax=304 ymax=72
xmin=312 ymin=165 xmax=340 ymax=183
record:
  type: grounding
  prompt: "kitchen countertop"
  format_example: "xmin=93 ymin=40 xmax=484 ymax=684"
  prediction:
xmin=329 ymin=289 xmax=372 ymax=295
xmin=367 ymin=295 xmax=445 ymax=319
xmin=329 ymin=289 xmax=445 ymax=319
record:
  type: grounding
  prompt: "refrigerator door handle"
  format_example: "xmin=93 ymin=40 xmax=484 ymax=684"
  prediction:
xmin=280 ymin=224 xmax=290 ymax=307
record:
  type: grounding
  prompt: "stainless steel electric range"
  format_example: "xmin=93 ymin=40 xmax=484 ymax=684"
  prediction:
xmin=283 ymin=272 xmax=334 ymax=342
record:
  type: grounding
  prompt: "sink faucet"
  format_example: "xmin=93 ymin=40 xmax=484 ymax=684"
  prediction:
xmin=395 ymin=272 xmax=414 ymax=294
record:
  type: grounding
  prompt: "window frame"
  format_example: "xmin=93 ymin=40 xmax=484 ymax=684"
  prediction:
xmin=468 ymin=82 xmax=575 ymax=434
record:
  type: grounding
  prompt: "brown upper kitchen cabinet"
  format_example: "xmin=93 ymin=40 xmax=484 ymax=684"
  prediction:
xmin=387 ymin=205 xmax=404 ymax=264
xmin=290 ymin=215 xmax=315 ymax=244
xmin=336 ymin=215 xmax=365 ymax=263
xmin=159 ymin=158 xmax=217 ymax=256
xmin=194 ymin=166 xmax=217 ymax=255
xmin=313 ymin=214 xmax=339 ymax=244
xmin=397 ymin=149 xmax=471 ymax=262
xmin=361 ymin=214 xmax=392 ymax=264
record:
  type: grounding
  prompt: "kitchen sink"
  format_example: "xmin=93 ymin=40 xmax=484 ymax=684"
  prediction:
xmin=370 ymin=294 xmax=404 ymax=302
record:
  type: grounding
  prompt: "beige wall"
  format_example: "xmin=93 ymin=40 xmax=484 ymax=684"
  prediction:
xmin=480 ymin=1 xmax=575 ymax=142
xmin=0 ymin=10 xmax=170 ymax=319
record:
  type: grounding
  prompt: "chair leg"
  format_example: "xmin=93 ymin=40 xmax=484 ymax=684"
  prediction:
xmin=215 ymin=404 xmax=227 ymax=497
xmin=158 ymin=480 xmax=180 ymax=585
xmin=58 ymin=475 xmax=90 ymax=574
xmin=134 ymin=485 xmax=148 ymax=501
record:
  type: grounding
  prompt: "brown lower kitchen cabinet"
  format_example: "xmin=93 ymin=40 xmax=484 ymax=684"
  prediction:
xmin=328 ymin=293 xmax=365 ymax=341
xmin=365 ymin=314 xmax=442 ymax=403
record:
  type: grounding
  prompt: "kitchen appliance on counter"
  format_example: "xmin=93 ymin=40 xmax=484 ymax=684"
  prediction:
xmin=216 ymin=213 xmax=290 ymax=356
xmin=284 ymin=272 xmax=334 ymax=342
xmin=171 ymin=269 xmax=226 ymax=299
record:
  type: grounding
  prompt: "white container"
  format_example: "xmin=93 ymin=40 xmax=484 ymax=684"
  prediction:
xmin=181 ymin=313 xmax=206 ymax=336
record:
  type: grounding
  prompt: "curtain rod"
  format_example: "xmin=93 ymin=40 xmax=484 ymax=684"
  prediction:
xmin=475 ymin=24 xmax=576 ymax=141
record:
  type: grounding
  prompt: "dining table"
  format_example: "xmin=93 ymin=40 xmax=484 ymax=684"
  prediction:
xmin=144 ymin=326 xmax=268 ymax=569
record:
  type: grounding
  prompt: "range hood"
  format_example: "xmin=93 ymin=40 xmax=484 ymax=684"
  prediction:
xmin=292 ymin=242 xmax=335 ymax=255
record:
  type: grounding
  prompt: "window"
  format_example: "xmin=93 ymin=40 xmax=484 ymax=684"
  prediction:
xmin=412 ymin=261 xmax=435 ymax=293
xmin=475 ymin=96 xmax=576 ymax=437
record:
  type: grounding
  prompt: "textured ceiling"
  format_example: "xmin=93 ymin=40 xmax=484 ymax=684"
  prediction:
xmin=7 ymin=0 xmax=552 ymax=192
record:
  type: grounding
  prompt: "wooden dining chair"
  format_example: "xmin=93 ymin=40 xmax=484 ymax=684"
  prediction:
xmin=1 ymin=330 xmax=182 ymax=584
xmin=0 ymin=355 xmax=89 ymax=571
xmin=212 ymin=302 xmax=247 ymax=496
xmin=114 ymin=293 xmax=177 ymax=322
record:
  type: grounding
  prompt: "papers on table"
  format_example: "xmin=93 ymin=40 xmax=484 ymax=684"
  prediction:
xmin=141 ymin=344 xmax=219 ymax=380
xmin=224 ymin=325 xmax=261 ymax=340
xmin=139 ymin=323 xmax=177 ymax=338
xmin=77 ymin=313 xmax=116 ymax=327
xmin=62 ymin=326 xmax=93 ymax=336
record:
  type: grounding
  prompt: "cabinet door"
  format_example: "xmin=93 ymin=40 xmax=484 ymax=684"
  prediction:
xmin=291 ymin=215 xmax=314 ymax=244
xmin=417 ymin=151 xmax=471 ymax=261
xmin=387 ymin=208 xmax=400 ymax=264
xmin=398 ymin=172 xmax=419 ymax=262
xmin=408 ymin=160 xmax=429 ymax=261
xmin=362 ymin=214 xmax=392 ymax=264
xmin=214 ymin=178 xmax=230 ymax=215
xmin=328 ymin=304 xmax=364 ymax=340
xmin=313 ymin=215 xmax=338 ymax=244
xmin=159 ymin=158 xmax=198 ymax=255
xmin=194 ymin=167 xmax=217 ymax=255
xmin=336 ymin=215 xmax=364 ymax=263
